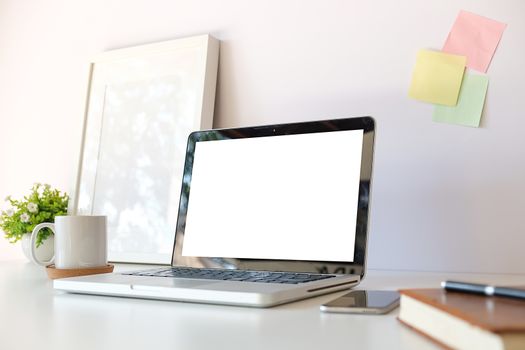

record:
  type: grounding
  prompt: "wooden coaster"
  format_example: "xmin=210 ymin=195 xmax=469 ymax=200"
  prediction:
xmin=46 ymin=264 xmax=114 ymax=280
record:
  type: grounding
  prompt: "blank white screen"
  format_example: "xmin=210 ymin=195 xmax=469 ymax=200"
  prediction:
xmin=182 ymin=129 xmax=364 ymax=262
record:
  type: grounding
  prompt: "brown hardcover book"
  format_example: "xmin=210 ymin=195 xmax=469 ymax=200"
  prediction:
xmin=398 ymin=288 xmax=525 ymax=350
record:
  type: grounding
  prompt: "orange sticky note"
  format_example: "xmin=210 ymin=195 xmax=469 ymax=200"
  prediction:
xmin=443 ymin=10 xmax=506 ymax=73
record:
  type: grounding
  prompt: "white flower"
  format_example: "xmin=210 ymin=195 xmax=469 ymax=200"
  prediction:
xmin=27 ymin=202 xmax=38 ymax=213
xmin=20 ymin=213 xmax=30 ymax=223
xmin=35 ymin=183 xmax=44 ymax=195
xmin=5 ymin=208 xmax=14 ymax=217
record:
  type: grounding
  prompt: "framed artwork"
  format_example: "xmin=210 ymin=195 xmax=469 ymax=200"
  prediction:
xmin=70 ymin=35 xmax=219 ymax=263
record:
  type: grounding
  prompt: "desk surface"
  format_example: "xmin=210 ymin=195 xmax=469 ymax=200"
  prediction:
xmin=2 ymin=261 xmax=525 ymax=350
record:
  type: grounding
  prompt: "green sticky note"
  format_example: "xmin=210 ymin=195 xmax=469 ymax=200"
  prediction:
xmin=433 ymin=73 xmax=489 ymax=128
xmin=409 ymin=49 xmax=466 ymax=106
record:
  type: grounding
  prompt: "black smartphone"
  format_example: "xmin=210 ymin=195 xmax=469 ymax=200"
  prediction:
xmin=320 ymin=290 xmax=400 ymax=314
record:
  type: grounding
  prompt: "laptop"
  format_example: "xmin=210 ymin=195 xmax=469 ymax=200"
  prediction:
xmin=54 ymin=116 xmax=375 ymax=307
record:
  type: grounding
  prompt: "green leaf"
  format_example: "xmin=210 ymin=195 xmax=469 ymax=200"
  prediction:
xmin=0 ymin=183 xmax=68 ymax=245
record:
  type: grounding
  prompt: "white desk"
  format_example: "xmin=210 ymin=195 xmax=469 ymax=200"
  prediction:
xmin=2 ymin=261 xmax=524 ymax=350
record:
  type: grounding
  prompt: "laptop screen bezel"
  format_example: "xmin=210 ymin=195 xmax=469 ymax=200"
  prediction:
xmin=171 ymin=117 xmax=375 ymax=278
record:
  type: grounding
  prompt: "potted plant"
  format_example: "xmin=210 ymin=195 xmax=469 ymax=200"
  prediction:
xmin=0 ymin=183 xmax=69 ymax=261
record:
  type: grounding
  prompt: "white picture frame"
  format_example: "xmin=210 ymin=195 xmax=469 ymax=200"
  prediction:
xmin=70 ymin=35 xmax=219 ymax=264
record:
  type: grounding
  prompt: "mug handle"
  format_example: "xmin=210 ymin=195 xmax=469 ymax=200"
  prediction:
xmin=30 ymin=223 xmax=55 ymax=266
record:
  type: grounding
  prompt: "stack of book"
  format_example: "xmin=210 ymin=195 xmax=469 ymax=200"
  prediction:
xmin=398 ymin=288 xmax=525 ymax=350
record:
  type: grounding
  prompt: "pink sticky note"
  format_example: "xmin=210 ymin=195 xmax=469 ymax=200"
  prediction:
xmin=443 ymin=10 xmax=506 ymax=73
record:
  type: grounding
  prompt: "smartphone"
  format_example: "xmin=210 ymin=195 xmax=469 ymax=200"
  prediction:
xmin=320 ymin=290 xmax=400 ymax=314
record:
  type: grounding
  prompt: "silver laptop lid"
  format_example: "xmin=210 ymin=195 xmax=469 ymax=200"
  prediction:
xmin=172 ymin=117 xmax=375 ymax=278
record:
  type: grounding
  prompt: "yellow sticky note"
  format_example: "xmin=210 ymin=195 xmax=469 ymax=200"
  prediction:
xmin=409 ymin=49 xmax=466 ymax=106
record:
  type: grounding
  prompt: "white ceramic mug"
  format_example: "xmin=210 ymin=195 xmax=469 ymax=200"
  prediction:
xmin=30 ymin=215 xmax=107 ymax=269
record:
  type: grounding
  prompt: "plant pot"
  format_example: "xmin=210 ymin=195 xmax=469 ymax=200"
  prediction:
xmin=21 ymin=234 xmax=54 ymax=264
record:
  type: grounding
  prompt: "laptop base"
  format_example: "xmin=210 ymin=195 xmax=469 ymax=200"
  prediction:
xmin=54 ymin=272 xmax=360 ymax=307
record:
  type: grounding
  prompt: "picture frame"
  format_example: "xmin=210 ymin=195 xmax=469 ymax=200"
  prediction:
xmin=70 ymin=35 xmax=219 ymax=263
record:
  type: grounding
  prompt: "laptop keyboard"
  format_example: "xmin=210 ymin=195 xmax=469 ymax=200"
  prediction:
xmin=123 ymin=267 xmax=336 ymax=284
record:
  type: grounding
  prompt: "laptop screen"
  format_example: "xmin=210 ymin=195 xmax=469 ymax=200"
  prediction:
xmin=182 ymin=129 xmax=363 ymax=262
xmin=172 ymin=117 xmax=375 ymax=275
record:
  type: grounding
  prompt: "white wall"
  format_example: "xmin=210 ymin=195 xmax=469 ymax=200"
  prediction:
xmin=1 ymin=0 xmax=524 ymax=273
